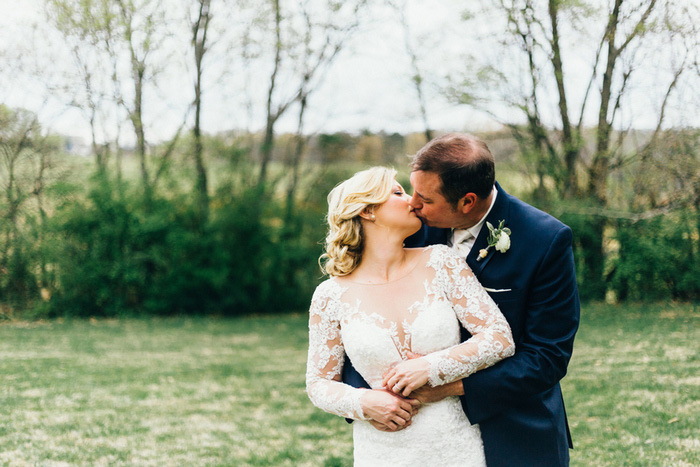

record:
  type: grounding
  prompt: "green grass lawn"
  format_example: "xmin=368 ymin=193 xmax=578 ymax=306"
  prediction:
xmin=1 ymin=304 xmax=698 ymax=466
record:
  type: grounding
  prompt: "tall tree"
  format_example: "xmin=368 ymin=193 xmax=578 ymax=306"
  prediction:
xmin=192 ymin=0 xmax=212 ymax=223
xmin=46 ymin=0 xmax=118 ymax=173
xmin=46 ymin=0 xmax=190 ymax=200
xmin=448 ymin=0 xmax=698 ymax=298
xmin=389 ymin=0 xmax=433 ymax=143
xmin=0 ymin=107 xmax=39 ymax=259
xmin=0 ymin=106 xmax=60 ymax=303
xmin=256 ymin=0 xmax=369 ymax=187
xmin=283 ymin=0 xmax=367 ymax=217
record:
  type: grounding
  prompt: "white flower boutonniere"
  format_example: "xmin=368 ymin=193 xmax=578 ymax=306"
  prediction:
xmin=477 ymin=220 xmax=511 ymax=262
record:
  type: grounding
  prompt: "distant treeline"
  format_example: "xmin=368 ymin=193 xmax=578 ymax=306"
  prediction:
xmin=1 ymin=106 xmax=699 ymax=319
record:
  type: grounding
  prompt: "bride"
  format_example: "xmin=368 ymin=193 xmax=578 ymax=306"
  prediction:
xmin=305 ymin=167 xmax=514 ymax=466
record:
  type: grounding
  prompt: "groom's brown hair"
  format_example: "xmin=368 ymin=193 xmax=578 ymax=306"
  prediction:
xmin=411 ymin=133 xmax=495 ymax=205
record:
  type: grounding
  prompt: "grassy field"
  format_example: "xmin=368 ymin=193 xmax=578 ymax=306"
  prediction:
xmin=0 ymin=304 xmax=698 ymax=466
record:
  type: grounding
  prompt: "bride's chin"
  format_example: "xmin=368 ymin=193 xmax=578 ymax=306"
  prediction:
xmin=404 ymin=220 xmax=422 ymax=237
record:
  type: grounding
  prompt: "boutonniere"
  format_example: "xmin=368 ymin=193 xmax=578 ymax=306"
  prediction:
xmin=477 ymin=220 xmax=511 ymax=261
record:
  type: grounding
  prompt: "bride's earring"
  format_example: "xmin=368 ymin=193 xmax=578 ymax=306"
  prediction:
xmin=370 ymin=214 xmax=376 ymax=222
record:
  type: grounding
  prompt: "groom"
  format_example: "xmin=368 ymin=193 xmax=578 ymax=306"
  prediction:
xmin=344 ymin=133 xmax=580 ymax=466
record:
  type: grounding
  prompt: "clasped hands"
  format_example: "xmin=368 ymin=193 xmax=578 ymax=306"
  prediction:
xmin=382 ymin=352 xmax=430 ymax=398
xmin=361 ymin=352 xmax=458 ymax=432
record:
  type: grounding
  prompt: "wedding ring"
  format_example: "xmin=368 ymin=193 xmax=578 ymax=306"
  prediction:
xmin=393 ymin=384 xmax=401 ymax=392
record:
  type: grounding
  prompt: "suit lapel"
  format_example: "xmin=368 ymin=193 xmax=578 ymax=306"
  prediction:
xmin=467 ymin=182 xmax=511 ymax=278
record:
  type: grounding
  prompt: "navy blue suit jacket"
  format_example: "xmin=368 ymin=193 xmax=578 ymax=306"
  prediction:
xmin=342 ymin=182 xmax=580 ymax=466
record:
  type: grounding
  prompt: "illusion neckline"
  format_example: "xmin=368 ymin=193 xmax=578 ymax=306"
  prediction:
xmin=333 ymin=249 xmax=426 ymax=286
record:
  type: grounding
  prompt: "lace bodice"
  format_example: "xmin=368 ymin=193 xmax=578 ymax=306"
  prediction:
xmin=305 ymin=245 xmax=514 ymax=421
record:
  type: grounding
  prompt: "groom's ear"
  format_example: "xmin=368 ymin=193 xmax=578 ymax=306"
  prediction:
xmin=458 ymin=193 xmax=477 ymax=214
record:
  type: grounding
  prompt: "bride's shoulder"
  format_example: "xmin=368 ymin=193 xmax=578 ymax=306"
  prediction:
xmin=311 ymin=277 xmax=345 ymax=301
xmin=310 ymin=278 xmax=347 ymax=318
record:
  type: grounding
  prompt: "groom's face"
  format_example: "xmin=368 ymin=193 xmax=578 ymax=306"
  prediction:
xmin=409 ymin=171 xmax=470 ymax=229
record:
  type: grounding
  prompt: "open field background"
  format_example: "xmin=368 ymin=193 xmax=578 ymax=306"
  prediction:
xmin=1 ymin=303 xmax=699 ymax=466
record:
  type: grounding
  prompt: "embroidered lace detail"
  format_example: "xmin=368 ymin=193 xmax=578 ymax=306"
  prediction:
xmin=422 ymin=247 xmax=514 ymax=386
xmin=305 ymin=244 xmax=514 ymax=464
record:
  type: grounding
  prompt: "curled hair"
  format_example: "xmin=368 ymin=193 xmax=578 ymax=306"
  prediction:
xmin=320 ymin=167 xmax=397 ymax=277
xmin=411 ymin=133 xmax=495 ymax=205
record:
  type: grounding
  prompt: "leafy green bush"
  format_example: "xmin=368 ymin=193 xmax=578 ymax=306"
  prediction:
xmin=41 ymin=171 xmax=331 ymax=318
xmin=609 ymin=213 xmax=700 ymax=301
xmin=557 ymin=211 xmax=608 ymax=302
xmin=49 ymin=179 xmax=148 ymax=317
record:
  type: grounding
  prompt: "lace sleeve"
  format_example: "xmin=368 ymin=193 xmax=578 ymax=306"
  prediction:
xmin=423 ymin=246 xmax=515 ymax=386
xmin=305 ymin=282 xmax=370 ymax=420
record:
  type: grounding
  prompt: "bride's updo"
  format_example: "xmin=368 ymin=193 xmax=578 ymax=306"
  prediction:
xmin=320 ymin=167 xmax=397 ymax=277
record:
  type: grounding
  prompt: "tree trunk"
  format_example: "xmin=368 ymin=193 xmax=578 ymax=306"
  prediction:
xmin=88 ymin=100 xmax=107 ymax=174
xmin=588 ymin=0 xmax=622 ymax=204
xmin=34 ymin=147 xmax=49 ymax=288
xmin=132 ymin=66 xmax=150 ymax=199
xmin=193 ymin=0 xmax=211 ymax=223
xmin=548 ymin=0 xmax=579 ymax=197
xmin=582 ymin=0 xmax=623 ymax=300
xmin=578 ymin=216 xmax=607 ymax=301
xmin=118 ymin=0 xmax=151 ymax=201
xmin=258 ymin=0 xmax=282 ymax=187
xmin=285 ymin=94 xmax=307 ymax=223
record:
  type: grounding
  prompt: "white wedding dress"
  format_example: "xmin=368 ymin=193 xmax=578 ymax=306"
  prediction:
xmin=306 ymin=245 xmax=514 ymax=466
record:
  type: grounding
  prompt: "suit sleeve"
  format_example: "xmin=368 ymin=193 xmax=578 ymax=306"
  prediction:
xmin=459 ymin=225 xmax=580 ymax=424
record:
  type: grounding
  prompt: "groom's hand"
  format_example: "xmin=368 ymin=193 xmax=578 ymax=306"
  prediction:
xmin=409 ymin=380 xmax=464 ymax=404
xmin=360 ymin=389 xmax=420 ymax=432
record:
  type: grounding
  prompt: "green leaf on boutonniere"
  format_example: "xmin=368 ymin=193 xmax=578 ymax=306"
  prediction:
xmin=477 ymin=219 xmax=511 ymax=261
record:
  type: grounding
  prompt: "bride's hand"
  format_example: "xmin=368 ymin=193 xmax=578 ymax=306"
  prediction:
xmin=382 ymin=357 xmax=430 ymax=397
xmin=360 ymin=389 xmax=420 ymax=431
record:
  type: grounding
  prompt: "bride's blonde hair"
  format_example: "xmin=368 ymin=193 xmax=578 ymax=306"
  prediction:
xmin=320 ymin=167 xmax=397 ymax=277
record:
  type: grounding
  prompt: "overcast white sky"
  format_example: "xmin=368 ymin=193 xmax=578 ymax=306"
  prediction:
xmin=1 ymin=0 xmax=698 ymax=144
xmin=1 ymin=0 xmax=491 ymax=143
